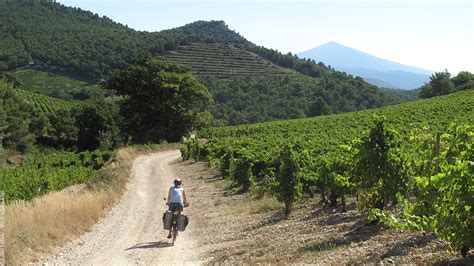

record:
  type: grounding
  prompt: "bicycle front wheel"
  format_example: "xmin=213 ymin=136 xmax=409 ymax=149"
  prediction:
xmin=172 ymin=228 xmax=177 ymax=245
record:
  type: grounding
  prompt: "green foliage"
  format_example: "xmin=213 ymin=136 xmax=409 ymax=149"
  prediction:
xmin=49 ymin=108 xmax=77 ymax=142
xmin=369 ymin=124 xmax=473 ymax=253
xmin=1 ymin=1 xmax=407 ymax=125
xmin=421 ymin=124 xmax=473 ymax=251
xmin=0 ymin=81 xmax=38 ymax=152
xmin=275 ymin=144 xmax=304 ymax=216
xmin=0 ymin=72 xmax=22 ymax=88
xmin=419 ymin=70 xmax=453 ymax=98
xmin=308 ymin=97 xmax=333 ymax=117
xmin=452 ymin=71 xmax=474 ymax=92
xmin=352 ymin=116 xmax=409 ymax=210
xmin=0 ymin=4 xmax=242 ymax=79
xmin=161 ymin=43 xmax=291 ymax=77
xmin=201 ymin=74 xmax=398 ymax=126
xmin=13 ymin=88 xmax=77 ymax=114
xmin=0 ymin=1 xmax=189 ymax=78
xmin=229 ymin=148 xmax=255 ymax=190
xmin=75 ymin=100 xmax=121 ymax=150
xmin=1 ymin=78 xmax=120 ymax=151
xmin=107 ymin=57 xmax=212 ymax=143
xmin=182 ymin=89 xmax=474 ymax=250
xmin=0 ymin=150 xmax=115 ymax=203
xmin=316 ymin=148 xmax=354 ymax=207
xmin=418 ymin=70 xmax=474 ymax=99
xmin=10 ymin=70 xmax=110 ymax=101
xmin=163 ymin=42 xmax=402 ymax=125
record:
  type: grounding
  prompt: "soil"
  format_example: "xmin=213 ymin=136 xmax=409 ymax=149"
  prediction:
xmin=43 ymin=150 xmax=203 ymax=265
xmin=176 ymin=159 xmax=474 ymax=265
xmin=43 ymin=150 xmax=473 ymax=264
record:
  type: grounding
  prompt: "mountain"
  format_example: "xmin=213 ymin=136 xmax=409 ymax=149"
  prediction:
xmin=0 ymin=1 xmax=408 ymax=125
xmin=297 ymin=41 xmax=433 ymax=90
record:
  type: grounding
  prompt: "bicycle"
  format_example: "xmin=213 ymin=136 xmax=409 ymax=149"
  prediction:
xmin=164 ymin=199 xmax=189 ymax=245
xmin=169 ymin=207 xmax=181 ymax=245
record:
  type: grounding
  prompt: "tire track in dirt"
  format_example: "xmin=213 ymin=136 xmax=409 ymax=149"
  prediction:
xmin=48 ymin=150 xmax=203 ymax=265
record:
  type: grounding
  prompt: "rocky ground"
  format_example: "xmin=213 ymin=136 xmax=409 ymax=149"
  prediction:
xmin=177 ymin=159 xmax=473 ymax=264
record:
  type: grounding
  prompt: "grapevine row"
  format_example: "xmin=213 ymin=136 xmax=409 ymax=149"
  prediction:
xmin=182 ymin=89 xmax=474 ymax=255
xmin=14 ymin=88 xmax=78 ymax=117
xmin=0 ymin=150 xmax=115 ymax=203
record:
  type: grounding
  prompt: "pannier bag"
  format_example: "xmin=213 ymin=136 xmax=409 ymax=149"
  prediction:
xmin=163 ymin=210 xmax=172 ymax=230
xmin=177 ymin=214 xmax=189 ymax=232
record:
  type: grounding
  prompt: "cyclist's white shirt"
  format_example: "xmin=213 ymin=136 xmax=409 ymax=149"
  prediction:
xmin=169 ymin=186 xmax=184 ymax=204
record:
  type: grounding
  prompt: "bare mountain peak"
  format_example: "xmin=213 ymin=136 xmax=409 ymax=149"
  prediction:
xmin=297 ymin=42 xmax=433 ymax=89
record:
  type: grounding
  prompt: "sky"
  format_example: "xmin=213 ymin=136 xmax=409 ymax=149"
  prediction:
xmin=58 ymin=0 xmax=474 ymax=74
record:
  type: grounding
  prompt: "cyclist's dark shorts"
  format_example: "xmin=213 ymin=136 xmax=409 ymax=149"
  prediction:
xmin=169 ymin=202 xmax=184 ymax=212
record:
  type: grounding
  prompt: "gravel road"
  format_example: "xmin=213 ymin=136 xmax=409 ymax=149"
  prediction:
xmin=48 ymin=150 xmax=203 ymax=265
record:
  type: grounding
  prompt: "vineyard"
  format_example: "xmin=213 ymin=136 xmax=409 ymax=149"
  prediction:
xmin=161 ymin=43 xmax=294 ymax=77
xmin=14 ymin=88 xmax=78 ymax=117
xmin=183 ymin=89 xmax=474 ymax=255
xmin=0 ymin=150 xmax=115 ymax=203
xmin=10 ymin=70 xmax=109 ymax=101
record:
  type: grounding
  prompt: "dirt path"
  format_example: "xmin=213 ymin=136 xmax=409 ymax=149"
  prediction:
xmin=48 ymin=150 xmax=204 ymax=265
xmin=42 ymin=151 xmax=472 ymax=265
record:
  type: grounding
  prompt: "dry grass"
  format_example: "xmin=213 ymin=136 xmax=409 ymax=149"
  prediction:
xmin=249 ymin=197 xmax=284 ymax=214
xmin=5 ymin=143 xmax=179 ymax=264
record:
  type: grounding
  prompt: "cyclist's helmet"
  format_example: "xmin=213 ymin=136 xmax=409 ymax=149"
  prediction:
xmin=174 ymin=178 xmax=182 ymax=187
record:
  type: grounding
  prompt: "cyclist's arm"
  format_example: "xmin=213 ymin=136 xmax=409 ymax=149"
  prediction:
xmin=183 ymin=190 xmax=189 ymax=206
xmin=166 ymin=188 xmax=170 ymax=205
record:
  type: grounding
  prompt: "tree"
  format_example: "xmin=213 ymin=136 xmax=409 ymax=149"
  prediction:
xmin=107 ymin=57 xmax=212 ymax=143
xmin=49 ymin=109 xmax=77 ymax=143
xmin=452 ymin=71 xmax=474 ymax=91
xmin=29 ymin=113 xmax=49 ymax=137
xmin=419 ymin=70 xmax=454 ymax=98
xmin=75 ymin=100 xmax=121 ymax=150
xmin=0 ymin=81 xmax=35 ymax=152
xmin=307 ymin=97 xmax=332 ymax=117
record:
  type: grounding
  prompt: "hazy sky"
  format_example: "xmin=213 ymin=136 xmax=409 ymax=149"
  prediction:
xmin=59 ymin=0 xmax=473 ymax=74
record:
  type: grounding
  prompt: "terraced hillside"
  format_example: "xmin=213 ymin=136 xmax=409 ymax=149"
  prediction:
xmin=161 ymin=43 xmax=294 ymax=77
xmin=1 ymin=1 xmax=408 ymax=125
xmin=162 ymin=42 xmax=401 ymax=125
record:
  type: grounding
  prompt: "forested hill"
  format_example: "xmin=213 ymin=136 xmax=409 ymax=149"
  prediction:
xmin=0 ymin=0 xmax=406 ymax=125
xmin=0 ymin=1 xmax=254 ymax=78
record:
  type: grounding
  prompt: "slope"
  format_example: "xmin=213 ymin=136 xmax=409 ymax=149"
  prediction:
xmin=198 ymin=89 xmax=474 ymax=149
xmin=14 ymin=88 xmax=77 ymax=117
xmin=298 ymin=41 xmax=433 ymax=89
xmin=1 ymin=1 xmax=405 ymax=125
xmin=10 ymin=70 xmax=109 ymax=101
xmin=161 ymin=43 xmax=294 ymax=77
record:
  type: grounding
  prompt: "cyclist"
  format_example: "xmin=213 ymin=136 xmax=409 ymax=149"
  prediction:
xmin=165 ymin=178 xmax=189 ymax=239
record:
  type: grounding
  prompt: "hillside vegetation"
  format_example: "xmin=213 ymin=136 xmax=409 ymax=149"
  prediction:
xmin=0 ymin=1 xmax=246 ymax=78
xmin=162 ymin=43 xmax=293 ymax=76
xmin=11 ymin=70 xmax=110 ymax=100
xmin=0 ymin=150 xmax=114 ymax=203
xmin=0 ymin=78 xmax=121 ymax=152
xmin=183 ymin=89 xmax=474 ymax=254
xmin=1 ymin=0 xmax=408 ymax=125
xmin=14 ymin=88 xmax=77 ymax=116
